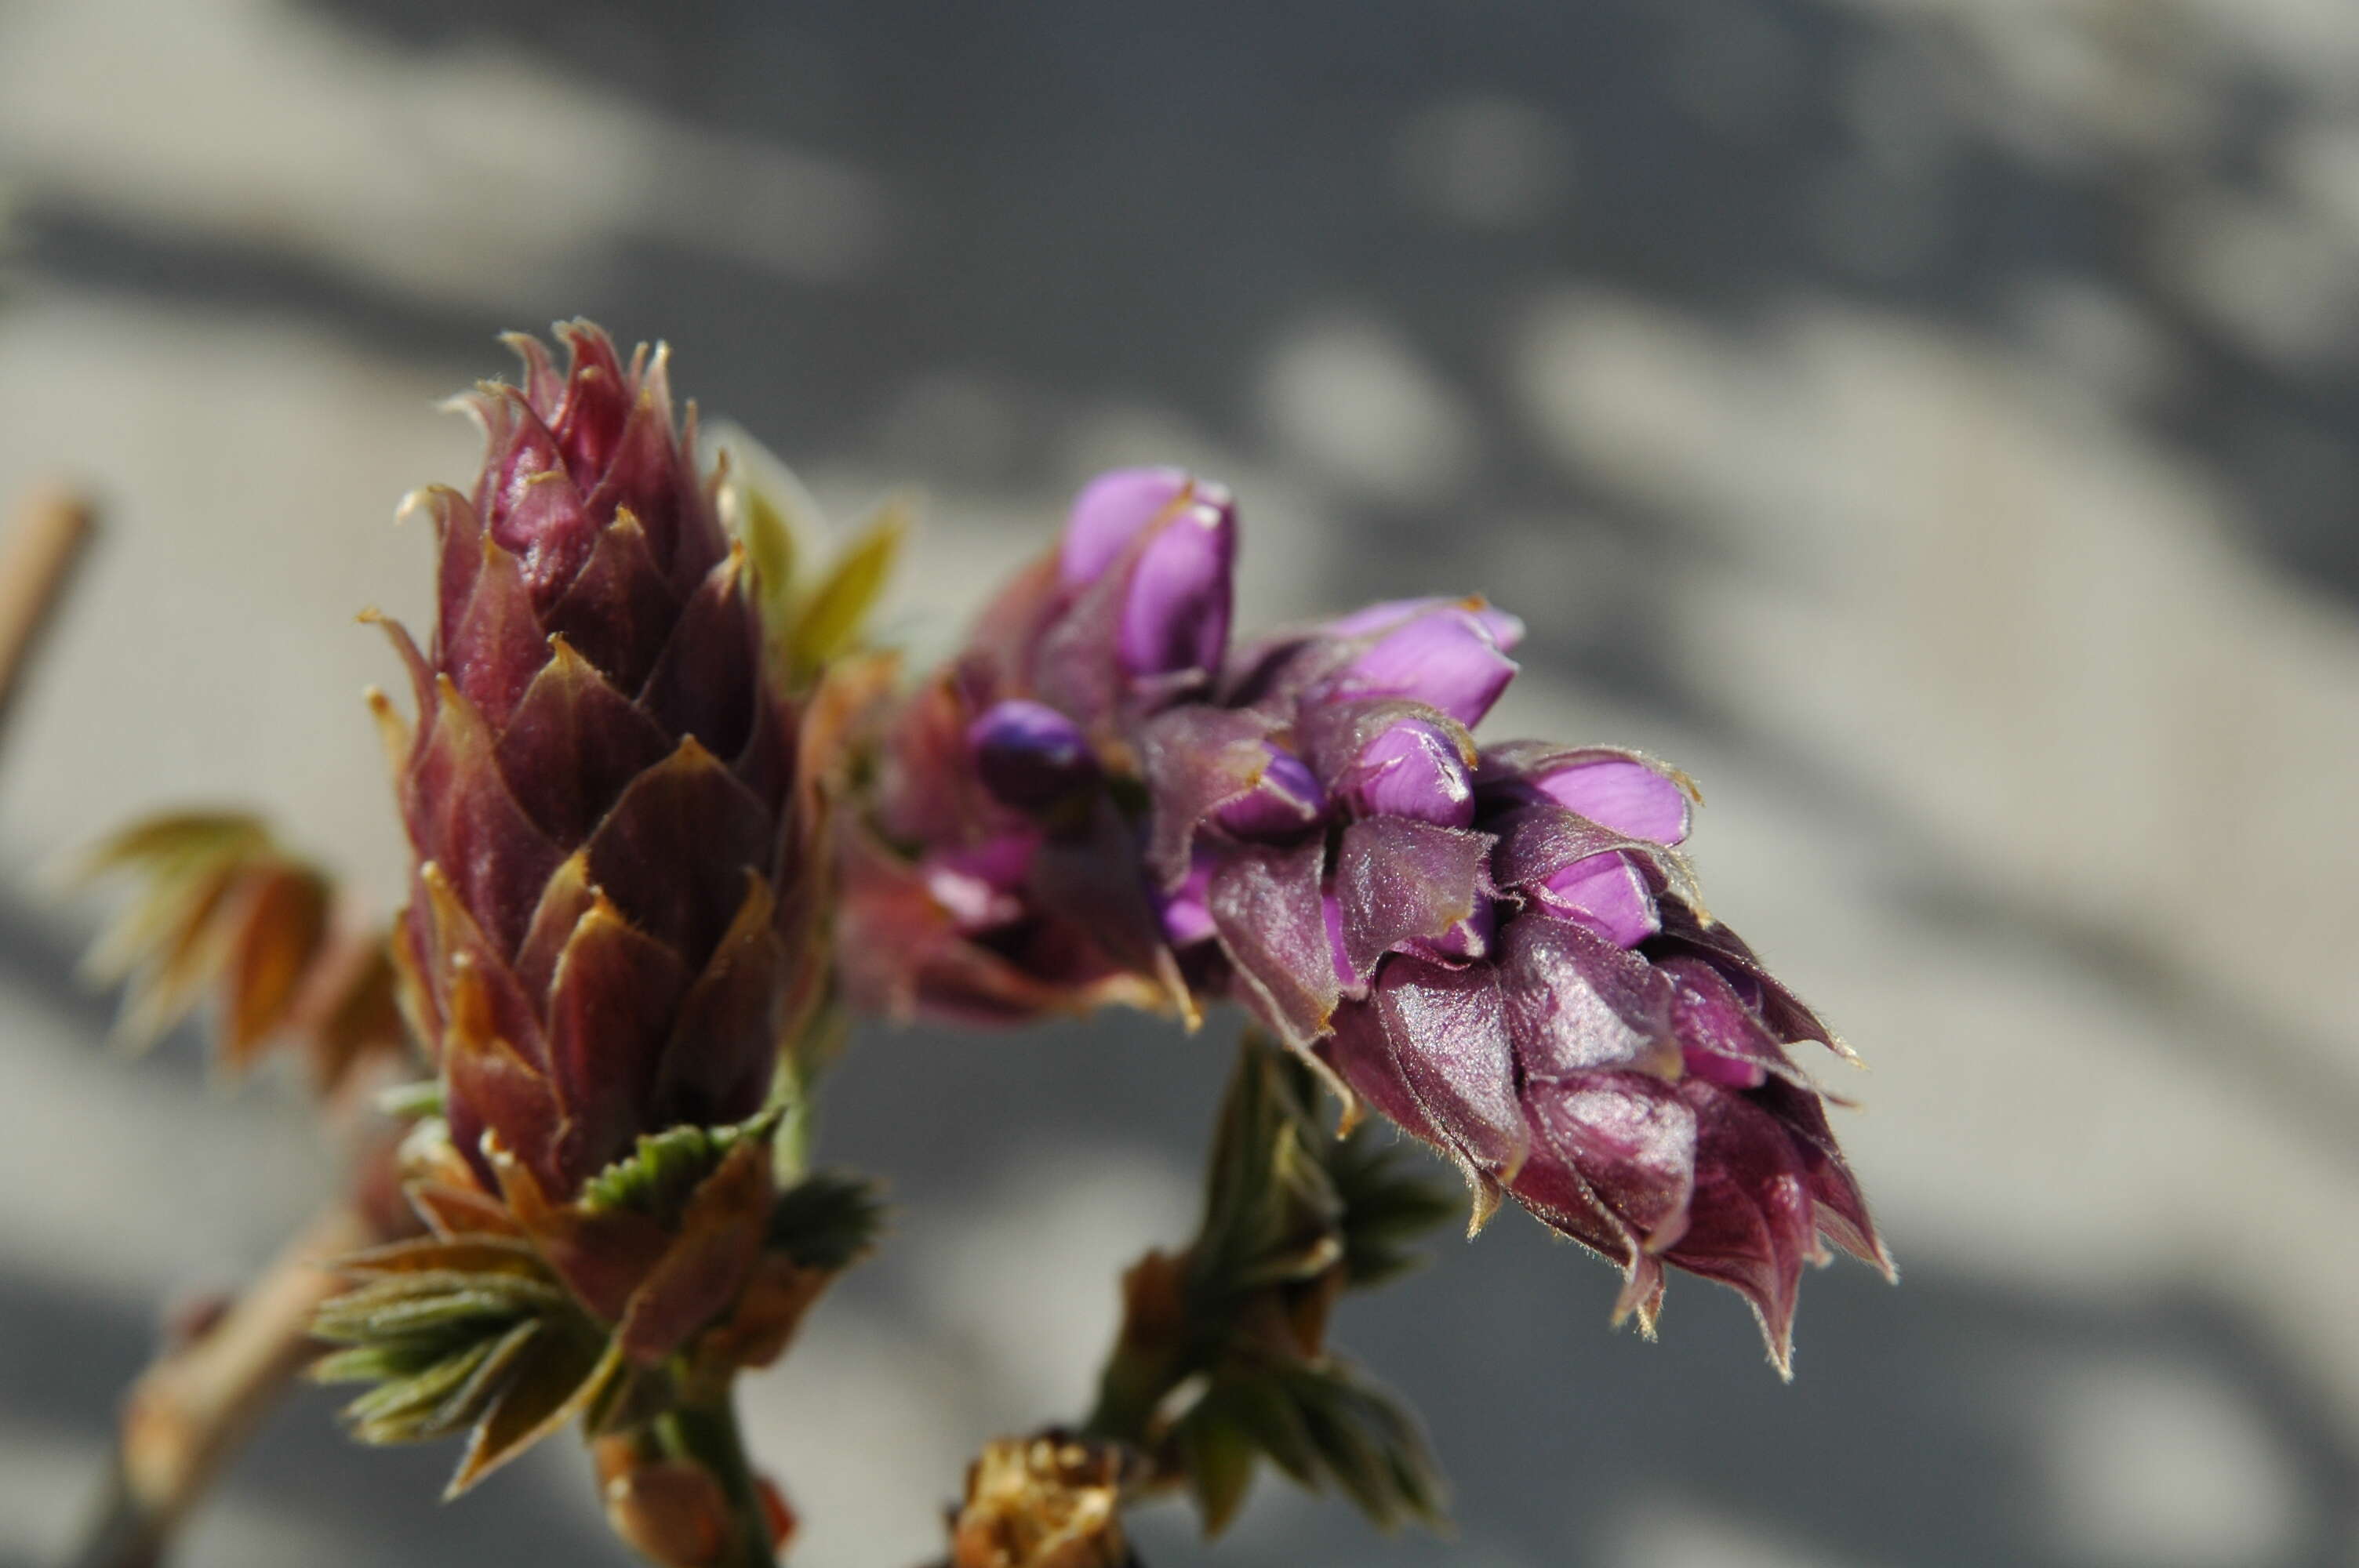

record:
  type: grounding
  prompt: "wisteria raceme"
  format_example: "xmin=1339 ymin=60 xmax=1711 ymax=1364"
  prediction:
xmin=855 ymin=466 xmax=1889 ymax=1368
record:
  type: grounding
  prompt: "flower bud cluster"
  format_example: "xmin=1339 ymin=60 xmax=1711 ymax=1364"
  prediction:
xmin=849 ymin=467 xmax=1888 ymax=1365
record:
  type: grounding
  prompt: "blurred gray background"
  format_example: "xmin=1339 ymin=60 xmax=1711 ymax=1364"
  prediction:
xmin=2 ymin=0 xmax=2356 ymax=1563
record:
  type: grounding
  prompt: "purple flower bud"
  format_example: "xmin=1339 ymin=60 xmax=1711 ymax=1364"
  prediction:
xmin=1060 ymin=466 xmax=1193 ymax=586
xmin=1214 ymin=743 xmax=1327 ymax=838
xmin=1531 ymin=851 xmax=1659 ymax=949
xmin=1117 ymin=496 xmax=1235 ymax=683
xmin=1159 ymin=848 xmax=1218 ymax=948
xmin=969 ymin=699 xmax=1098 ymax=811
xmin=1325 ymin=601 xmax=1521 ymax=728
xmin=1336 ymin=716 xmax=1475 ymax=828
xmin=1532 ymin=757 xmax=1691 ymax=845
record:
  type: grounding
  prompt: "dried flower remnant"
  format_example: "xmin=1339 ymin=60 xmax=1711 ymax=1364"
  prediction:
xmin=867 ymin=466 xmax=1890 ymax=1375
xmin=947 ymin=1436 xmax=1143 ymax=1568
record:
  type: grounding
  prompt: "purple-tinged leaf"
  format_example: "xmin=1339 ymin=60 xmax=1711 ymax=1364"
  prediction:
xmin=1371 ymin=956 xmax=1527 ymax=1191
xmin=1496 ymin=913 xmax=1678 ymax=1080
xmin=494 ymin=638 xmax=674 ymax=848
xmin=1209 ymin=839 xmax=1336 ymax=1047
xmin=652 ymin=873 xmax=787 ymax=1132
xmin=544 ymin=894 xmax=693 ymax=1190
xmin=637 ymin=548 xmax=761 ymax=760
xmin=583 ymin=736 xmax=772 ymax=971
xmin=1332 ymin=817 xmax=1495 ymax=979
xmin=542 ymin=512 xmax=682 ymax=701
xmin=1136 ymin=705 xmax=1277 ymax=887
xmin=406 ymin=678 xmax=564 ymax=959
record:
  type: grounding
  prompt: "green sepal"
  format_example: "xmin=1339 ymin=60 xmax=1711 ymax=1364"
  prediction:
xmin=1323 ymin=1118 xmax=1462 ymax=1290
xmin=1174 ymin=1387 xmax=1261 ymax=1536
xmin=766 ymin=1168 xmax=885 ymax=1271
xmin=1274 ymin=1360 xmax=1445 ymax=1530
xmin=578 ymin=1107 xmax=783 ymax=1223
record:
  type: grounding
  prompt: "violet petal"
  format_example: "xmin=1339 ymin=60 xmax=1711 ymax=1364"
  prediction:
xmin=1533 ymin=757 xmax=1692 ymax=844
xmin=1532 ymin=851 xmax=1659 ymax=949
xmin=1061 ymin=466 xmax=1190 ymax=586
xmin=1118 ymin=497 xmax=1236 ymax=681
xmin=1325 ymin=603 xmax=1520 ymax=728
xmin=1215 ymin=743 xmax=1328 ymax=838
xmin=1338 ymin=715 xmax=1477 ymax=828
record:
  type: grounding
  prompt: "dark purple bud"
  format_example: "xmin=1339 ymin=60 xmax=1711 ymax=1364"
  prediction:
xmin=1336 ymin=716 xmax=1476 ymax=828
xmin=1532 ymin=757 xmax=1691 ymax=845
xmin=1117 ymin=495 xmax=1235 ymax=682
xmin=1324 ymin=600 xmax=1521 ymax=728
xmin=969 ymin=699 xmax=1099 ymax=811
xmin=1214 ymin=743 xmax=1328 ymax=838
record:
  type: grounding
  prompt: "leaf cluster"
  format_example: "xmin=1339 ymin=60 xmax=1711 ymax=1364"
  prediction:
xmin=74 ymin=811 xmax=405 ymax=1087
xmin=1100 ymin=1031 xmax=1456 ymax=1537
xmin=725 ymin=459 xmax=909 ymax=691
xmin=311 ymin=1235 xmax=619 ymax=1496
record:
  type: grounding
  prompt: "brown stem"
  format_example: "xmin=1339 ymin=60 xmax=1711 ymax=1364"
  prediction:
xmin=0 ymin=482 xmax=94 ymax=744
xmin=61 ymin=1203 xmax=373 ymax=1568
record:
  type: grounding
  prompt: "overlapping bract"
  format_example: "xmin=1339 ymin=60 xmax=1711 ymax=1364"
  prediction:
xmin=376 ymin=322 xmax=818 ymax=1204
xmin=848 ymin=466 xmax=1888 ymax=1369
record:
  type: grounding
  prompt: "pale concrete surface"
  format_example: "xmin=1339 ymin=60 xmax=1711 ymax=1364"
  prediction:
xmin=1 ymin=2 xmax=2354 ymax=1565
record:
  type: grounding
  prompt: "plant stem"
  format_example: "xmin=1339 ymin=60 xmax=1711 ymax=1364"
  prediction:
xmin=0 ymin=481 xmax=93 ymax=751
xmin=658 ymin=1393 xmax=776 ymax=1567
xmin=61 ymin=1203 xmax=372 ymax=1568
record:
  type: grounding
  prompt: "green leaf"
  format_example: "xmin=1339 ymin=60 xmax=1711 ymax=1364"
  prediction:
xmin=1279 ymin=1361 xmax=1446 ymax=1530
xmin=1219 ymin=1371 xmax=1319 ymax=1486
xmin=311 ymin=1272 xmax=564 ymax=1342
xmin=340 ymin=1333 xmax=503 ymax=1435
xmin=1324 ymin=1128 xmax=1460 ymax=1290
xmin=738 ymin=482 xmax=798 ymax=630
xmin=374 ymin=1077 xmax=446 ymax=1120
xmin=579 ymin=1109 xmax=782 ymax=1222
xmin=787 ymin=496 xmax=908 ymax=681
xmin=766 ymin=1169 xmax=885 ymax=1270
xmin=1176 ymin=1391 xmax=1261 ymax=1536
